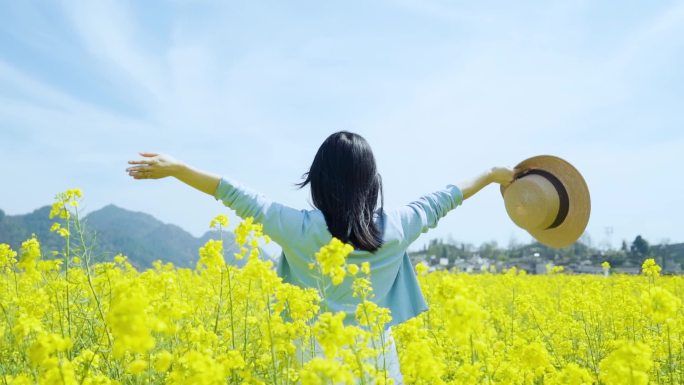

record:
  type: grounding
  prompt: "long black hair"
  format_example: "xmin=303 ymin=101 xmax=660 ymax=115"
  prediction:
xmin=297 ymin=131 xmax=384 ymax=252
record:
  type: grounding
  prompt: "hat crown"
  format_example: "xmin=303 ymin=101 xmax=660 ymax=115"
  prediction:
xmin=500 ymin=155 xmax=590 ymax=249
xmin=503 ymin=174 xmax=561 ymax=231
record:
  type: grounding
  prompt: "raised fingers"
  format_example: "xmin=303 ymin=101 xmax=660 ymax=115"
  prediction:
xmin=128 ymin=159 xmax=152 ymax=165
xmin=126 ymin=165 xmax=150 ymax=171
xmin=128 ymin=169 xmax=152 ymax=179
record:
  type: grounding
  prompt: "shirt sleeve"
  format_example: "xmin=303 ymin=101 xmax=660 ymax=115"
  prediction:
xmin=213 ymin=177 xmax=307 ymax=246
xmin=395 ymin=185 xmax=464 ymax=246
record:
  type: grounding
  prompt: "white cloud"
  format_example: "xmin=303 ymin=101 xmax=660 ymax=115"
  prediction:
xmin=58 ymin=0 xmax=166 ymax=104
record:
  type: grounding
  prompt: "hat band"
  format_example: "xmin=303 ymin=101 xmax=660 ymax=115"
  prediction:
xmin=515 ymin=168 xmax=569 ymax=229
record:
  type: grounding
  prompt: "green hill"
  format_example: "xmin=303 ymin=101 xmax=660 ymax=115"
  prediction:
xmin=0 ymin=205 xmax=240 ymax=269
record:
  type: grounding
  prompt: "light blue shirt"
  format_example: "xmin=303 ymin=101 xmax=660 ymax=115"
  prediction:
xmin=214 ymin=177 xmax=464 ymax=330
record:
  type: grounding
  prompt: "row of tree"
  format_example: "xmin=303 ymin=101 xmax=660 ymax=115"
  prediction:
xmin=412 ymin=235 xmax=683 ymax=270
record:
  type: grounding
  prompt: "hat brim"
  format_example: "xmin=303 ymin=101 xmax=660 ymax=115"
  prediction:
xmin=500 ymin=155 xmax=591 ymax=248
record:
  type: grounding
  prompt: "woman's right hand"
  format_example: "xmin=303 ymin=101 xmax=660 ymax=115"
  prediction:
xmin=488 ymin=167 xmax=515 ymax=187
xmin=126 ymin=152 xmax=183 ymax=180
xmin=458 ymin=167 xmax=514 ymax=201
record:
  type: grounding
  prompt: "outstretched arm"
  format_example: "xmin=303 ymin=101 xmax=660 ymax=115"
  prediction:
xmin=127 ymin=152 xmax=307 ymax=247
xmin=397 ymin=166 xmax=515 ymax=246
xmin=457 ymin=167 xmax=514 ymax=200
xmin=127 ymin=152 xmax=220 ymax=196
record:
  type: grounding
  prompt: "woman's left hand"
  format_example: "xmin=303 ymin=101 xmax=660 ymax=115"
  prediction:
xmin=126 ymin=152 xmax=182 ymax=180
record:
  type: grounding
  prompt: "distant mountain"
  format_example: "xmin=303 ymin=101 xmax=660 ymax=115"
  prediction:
xmin=0 ymin=205 xmax=241 ymax=269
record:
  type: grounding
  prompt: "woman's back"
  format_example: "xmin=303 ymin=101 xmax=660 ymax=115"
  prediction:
xmin=213 ymin=176 xmax=465 ymax=330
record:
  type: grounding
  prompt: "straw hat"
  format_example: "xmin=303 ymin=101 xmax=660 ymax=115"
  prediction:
xmin=500 ymin=155 xmax=590 ymax=248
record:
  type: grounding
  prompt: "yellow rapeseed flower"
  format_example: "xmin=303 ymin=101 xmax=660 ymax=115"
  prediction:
xmin=300 ymin=357 xmax=354 ymax=385
xmin=640 ymin=286 xmax=681 ymax=323
xmin=313 ymin=312 xmax=356 ymax=357
xmin=415 ymin=262 xmax=429 ymax=275
xmin=0 ymin=243 xmax=17 ymax=268
xmin=599 ymin=340 xmax=652 ymax=385
xmin=107 ymin=281 xmax=156 ymax=358
xmin=314 ymin=238 xmax=353 ymax=286
xmin=642 ymin=258 xmax=661 ymax=277
xmin=209 ymin=214 xmax=229 ymax=229
xmin=153 ymin=350 xmax=174 ymax=372
xmin=17 ymin=236 xmax=41 ymax=273
xmin=28 ymin=333 xmax=72 ymax=368
xmin=197 ymin=239 xmax=225 ymax=269
xmin=127 ymin=359 xmax=149 ymax=375
xmin=361 ymin=261 xmax=370 ymax=275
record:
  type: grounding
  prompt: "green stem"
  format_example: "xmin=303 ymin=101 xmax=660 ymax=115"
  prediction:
xmin=227 ymin=267 xmax=236 ymax=351
xmin=214 ymin=268 xmax=224 ymax=334
xmin=243 ymin=279 xmax=252 ymax=355
xmin=265 ymin=292 xmax=278 ymax=385
xmin=64 ymin=210 xmax=73 ymax=343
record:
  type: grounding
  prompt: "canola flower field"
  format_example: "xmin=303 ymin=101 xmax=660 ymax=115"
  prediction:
xmin=0 ymin=190 xmax=683 ymax=385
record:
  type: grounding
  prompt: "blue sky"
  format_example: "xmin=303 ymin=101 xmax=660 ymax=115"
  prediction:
xmin=1 ymin=0 xmax=683 ymax=256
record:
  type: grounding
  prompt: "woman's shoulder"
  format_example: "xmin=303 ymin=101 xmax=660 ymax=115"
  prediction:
xmin=374 ymin=208 xmax=409 ymax=244
xmin=295 ymin=208 xmax=334 ymax=242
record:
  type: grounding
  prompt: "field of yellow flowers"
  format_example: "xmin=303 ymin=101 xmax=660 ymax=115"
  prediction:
xmin=1 ymin=190 xmax=682 ymax=385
